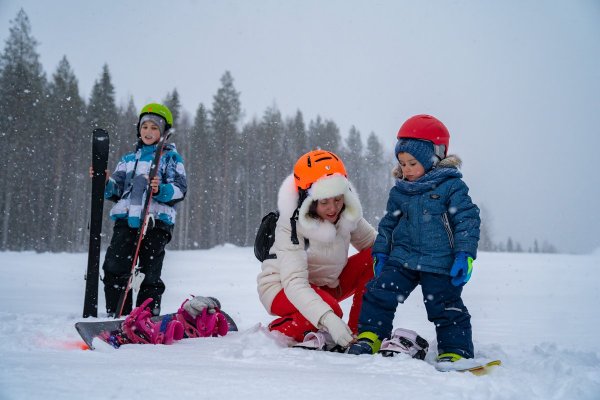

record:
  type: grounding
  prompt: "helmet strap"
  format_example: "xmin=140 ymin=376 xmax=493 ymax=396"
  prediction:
xmin=434 ymin=144 xmax=446 ymax=160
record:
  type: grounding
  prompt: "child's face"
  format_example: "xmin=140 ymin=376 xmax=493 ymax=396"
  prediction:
xmin=139 ymin=121 xmax=161 ymax=145
xmin=397 ymin=152 xmax=425 ymax=181
xmin=315 ymin=195 xmax=345 ymax=223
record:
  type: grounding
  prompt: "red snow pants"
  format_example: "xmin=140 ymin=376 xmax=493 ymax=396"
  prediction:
xmin=268 ymin=248 xmax=373 ymax=342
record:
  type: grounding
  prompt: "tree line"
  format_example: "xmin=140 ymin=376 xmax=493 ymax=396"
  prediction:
xmin=0 ymin=9 xmax=556 ymax=254
xmin=0 ymin=10 xmax=393 ymax=252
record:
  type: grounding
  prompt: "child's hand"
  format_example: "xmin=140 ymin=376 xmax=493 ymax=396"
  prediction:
xmin=89 ymin=166 xmax=110 ymax=183
xmin=372 ymin=253 xmax=388 ymax=277
xmin=150 ymin=176 xmax=160 ymax=194
xmin=450 ymin=252 xmax=474 ymax=286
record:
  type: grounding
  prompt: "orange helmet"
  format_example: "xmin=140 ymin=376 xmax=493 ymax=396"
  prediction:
xmin=293 ymin=150 xmax=347 ymax=190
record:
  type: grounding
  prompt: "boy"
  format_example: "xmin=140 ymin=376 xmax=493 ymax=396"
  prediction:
xmin=98 ymin=103 xmax=187 ymax=316
xmin=348 ymin=114 xmax=480 ymax=365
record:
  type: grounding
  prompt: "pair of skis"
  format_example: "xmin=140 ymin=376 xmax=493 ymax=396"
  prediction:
xmin=82 ymin=128 xmax=170 ymax=319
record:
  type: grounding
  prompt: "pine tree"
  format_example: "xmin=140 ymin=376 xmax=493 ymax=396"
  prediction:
xmin=478 ymin=205 xmax=494 ymax=252
xmin=362 ymin=133 xmax=391 ymax=224
xmin=0 ymin=9 xmax=48 ymax=250
xmin=87 ymin=64 xmax=117 ymax=134
xmin=209 ymin=71 xmax=241 ymax=244
xmin=342 ymin=125 xmax=364 ymax=196
xmin=46 ymin=56 xmax=87 ymax=251
xmin=163 ymin=89 xmax=181 ymax=126
xmin=283 ymin=110 xmax=308 ymax=160
xmin=259 ymin=105 xmax=286 ymax=199
xmin=308 ymin=116 xmax=341 ymax=153
xmin=187 ymin=103 xmax=212 ymax=248
xmin=114 ymin=97 xmax=137 ymax=160
xmin=238 ymin=118 xmax=266 ymax=244
xmin=171 ymin=109 xmax=192 ymax=249
xmin=506 ymin=237 xmax=514 ymax=252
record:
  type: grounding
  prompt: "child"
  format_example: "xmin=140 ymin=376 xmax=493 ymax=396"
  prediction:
xmin=257 ymin=150 xmax=377 ymax=350
xmin=347 ymin=114 xmax=480 ymax=364
xmin=99 ymin=103 xmax=187 ymax=317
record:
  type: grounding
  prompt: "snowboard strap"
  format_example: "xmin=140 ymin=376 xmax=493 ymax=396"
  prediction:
xmin=121 ymin=298 xmax=183 ymax=345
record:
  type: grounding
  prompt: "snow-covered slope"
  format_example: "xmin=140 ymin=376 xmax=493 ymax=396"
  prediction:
xmin=1 ymin=247 xmax=599 ymax=399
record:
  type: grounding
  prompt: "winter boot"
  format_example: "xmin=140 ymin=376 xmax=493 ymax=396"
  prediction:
xmin=379 ymin=328 xmax=429 ymax=359
xmin=346 ymin=331 xmax=381 ymax=355
xmin=437 ymin=352 xmax=463 ymax=363
xmin=292 ymin=330 xmax=345 ymax=352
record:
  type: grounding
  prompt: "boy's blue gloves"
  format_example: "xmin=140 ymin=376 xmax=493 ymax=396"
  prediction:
xmin=373 ymin=253 xmax=388 ymax=277
xmin=450 ymin=252 xmax=474 ymax=287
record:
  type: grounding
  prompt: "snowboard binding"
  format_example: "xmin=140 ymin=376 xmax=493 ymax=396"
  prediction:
xmin=121 ymin=298 xmax=184 ymax=345
xmin=379 ymin=328 xmax=429 ymax=359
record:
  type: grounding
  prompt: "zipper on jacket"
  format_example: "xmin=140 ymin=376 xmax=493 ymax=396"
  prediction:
xmin=441 ymin=212 xmax=454 ymax=248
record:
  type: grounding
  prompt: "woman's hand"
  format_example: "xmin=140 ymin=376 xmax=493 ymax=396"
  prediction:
xmin=319 ymin=311 xmax=354 ymax=347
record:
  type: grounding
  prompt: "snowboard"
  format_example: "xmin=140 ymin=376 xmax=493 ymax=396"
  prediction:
xmin=436 ymin=359 xmax=502 ymax=376
xmin=76 ymin=310 xmax=238 ymax=350
xmin=83 ymin=129 xmax=110 ymax=318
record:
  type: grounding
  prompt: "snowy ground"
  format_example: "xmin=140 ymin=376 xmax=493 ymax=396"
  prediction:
xmin=1 ymin=246 xmax=599 ymax=400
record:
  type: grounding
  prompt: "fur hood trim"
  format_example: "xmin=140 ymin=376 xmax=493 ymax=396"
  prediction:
xmin=393 ymin=154 xmax=462 ymax=179
xmin=276 ymin=174 xmax=363 ymax=243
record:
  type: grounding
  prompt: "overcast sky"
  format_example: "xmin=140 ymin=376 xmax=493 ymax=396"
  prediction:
xmin=1 ymin=0 xmax=599 ymax=254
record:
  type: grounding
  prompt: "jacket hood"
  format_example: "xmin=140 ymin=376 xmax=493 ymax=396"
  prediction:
xmin=277 ymin=174 xmax=363 ymax=243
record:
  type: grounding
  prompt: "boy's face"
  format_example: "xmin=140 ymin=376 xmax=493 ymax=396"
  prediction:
xmin=397 ymin=152 xmax=425 ymax=182
xmin=139 ymin=121 xmax=161 ymax=145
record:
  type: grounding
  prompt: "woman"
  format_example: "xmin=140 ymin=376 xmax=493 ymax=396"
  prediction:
xmin=257 ymin=150 xmax=377 ymax=349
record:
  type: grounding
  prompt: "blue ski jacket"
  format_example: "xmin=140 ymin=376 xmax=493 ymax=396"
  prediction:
xmin=104 ymin=143 xmax=187 ymax=228
xmin=373 ymin=155 xmax=480 ymax=275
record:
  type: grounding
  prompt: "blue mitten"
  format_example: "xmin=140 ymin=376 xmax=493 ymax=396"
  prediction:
xmin=373 ymin=253 xmax=389 ymax=277
xmin=450 ymin=252 xmax=473 ymax=287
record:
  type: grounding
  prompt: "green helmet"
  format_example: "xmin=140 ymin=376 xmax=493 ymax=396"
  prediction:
xmin=137 ymin=103 xmax=173 ymax=137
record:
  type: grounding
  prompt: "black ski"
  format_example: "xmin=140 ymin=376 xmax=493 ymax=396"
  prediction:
xmin=115 ymin=131 xmax=171 ymax=318
xmin=83 ymin=129 xmax=110 ymax=318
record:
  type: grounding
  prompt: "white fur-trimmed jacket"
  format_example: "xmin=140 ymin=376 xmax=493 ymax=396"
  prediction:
xmin=257 ymin=174 xmax=377 ymax=327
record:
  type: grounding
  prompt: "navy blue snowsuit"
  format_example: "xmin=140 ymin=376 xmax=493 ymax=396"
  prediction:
xmin=358 ymin=156 xmax=480 ymax=358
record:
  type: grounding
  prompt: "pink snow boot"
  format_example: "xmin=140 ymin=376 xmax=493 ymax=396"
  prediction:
xmin=122 ymin=298 xmax=184 ymax=345
xmin=176 ymin=296 xmax=229 ymax=338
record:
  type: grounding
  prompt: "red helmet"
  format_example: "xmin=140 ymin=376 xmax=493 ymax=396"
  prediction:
xmin=397 ymin=114 xmax=450 ymax=159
